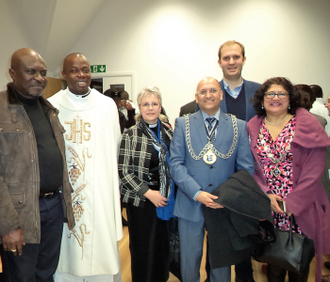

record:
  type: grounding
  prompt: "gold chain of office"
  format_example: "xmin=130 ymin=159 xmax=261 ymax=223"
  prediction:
xmin=184 ymin=114 xmax=238 ymax=160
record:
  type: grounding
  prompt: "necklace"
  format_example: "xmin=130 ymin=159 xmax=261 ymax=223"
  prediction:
xmin=264 ymin=114 xmax=288 ymax=126
xmin=258 ymin=129 xmax=294 ymax=178
xmin=184 ymin=114 xmax=238 ymax=163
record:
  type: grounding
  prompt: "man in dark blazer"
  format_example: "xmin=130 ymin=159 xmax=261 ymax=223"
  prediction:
xmin=179 ymin=100 xmax=196 ymax=117
xmin=218 ymin=40 xmax=260 ymax=122
xmin=218 ymin=40 xmax=261 ymax=282
xmin=170 ymin=77 xmax=254 ymax=282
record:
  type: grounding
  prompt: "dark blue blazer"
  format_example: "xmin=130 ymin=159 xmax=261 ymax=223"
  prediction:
xmin=219 ymin=79 xmax=261 ymax=122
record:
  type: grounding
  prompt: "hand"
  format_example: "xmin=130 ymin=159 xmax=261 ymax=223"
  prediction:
xmin=1 ymin=228 xmax=25 ymax=256
xmin=120 ymin=100 xmax=126 ymax=108
xmin=125 ymin=102 xmax=133 ymax=110
xmin=268 ymin=194 xmax=285 ymax=214
xmin=196 ymin=191 xmax=224 ymax=209
xmin=144 ymin=189 xmax=168 ymax=207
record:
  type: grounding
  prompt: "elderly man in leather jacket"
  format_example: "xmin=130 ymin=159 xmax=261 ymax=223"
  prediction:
xmin=0 ymin=48 xmax=74 ymax=282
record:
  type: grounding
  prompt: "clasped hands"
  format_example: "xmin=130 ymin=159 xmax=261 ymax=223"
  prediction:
xmin=144 ymin=189 xmax=168 ymax=207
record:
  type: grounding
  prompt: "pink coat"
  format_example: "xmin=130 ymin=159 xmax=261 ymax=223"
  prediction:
xmin=248 ymin=108 xmax=330 ymax=281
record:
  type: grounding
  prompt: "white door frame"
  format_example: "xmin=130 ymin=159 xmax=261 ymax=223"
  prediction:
xmin=91 ymin=71 xmax=136 ymax=102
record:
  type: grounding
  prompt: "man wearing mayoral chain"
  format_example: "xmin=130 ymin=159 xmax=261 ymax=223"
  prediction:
xmin=170 ymin=77 xmax=254 ymax=282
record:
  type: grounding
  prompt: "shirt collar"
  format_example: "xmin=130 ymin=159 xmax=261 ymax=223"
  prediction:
xmin=67 ymin=87 xmax=91 ymax=99
xmin=201 ymin=108 xmax=220 ymax=121
xmin=223 ymin=78 xmax=244 ymax=93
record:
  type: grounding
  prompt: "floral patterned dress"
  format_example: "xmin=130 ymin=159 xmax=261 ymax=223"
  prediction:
xmin=256 ymin=116 xmax=301 ymax=234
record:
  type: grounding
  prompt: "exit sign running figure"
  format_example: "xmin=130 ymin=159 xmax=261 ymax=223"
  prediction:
xmin=91 ymin=65 xmax=106 ymax=73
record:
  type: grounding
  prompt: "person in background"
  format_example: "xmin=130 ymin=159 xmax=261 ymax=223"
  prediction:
xmin=310 ymin=84 xmax=330 ymax=136
xmin=217 ymin=40 xmax=260 ymax=123
xmin=49 ymin=53 xmax=122 ymax=282
xmin=248 ymin=77 xmax=330 ymax=282
xmin=105 ymin=88 xmax=136 ymax=132
xmin=179 ymin=100 xmax=197 ymax=117
xmin=118 ymin=86 xmax=176 ymax=282
xmin=326 ymin=94 xmax=330 ymax=111
xmin=118 ymin=90 xmax=136 ymax=129
xmin=121 ymin=90 xmax=139 ymax=115
xmin=0 ymin=48 xmax=74 ymax=282
xmin=322 ymin=94 xmax=330 ymax=275
xmin=294 ymin=84 xmax=327 ymax=128
xmin=216 ymin=39 xmax=261 ymax=282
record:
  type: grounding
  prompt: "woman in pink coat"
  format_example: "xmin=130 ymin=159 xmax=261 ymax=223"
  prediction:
xmin=247 ymin=77 xmax=330 ymax=282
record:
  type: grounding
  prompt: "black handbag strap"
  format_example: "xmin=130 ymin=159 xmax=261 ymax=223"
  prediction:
xmin=287 ymin=214 xmax=299 ymax=251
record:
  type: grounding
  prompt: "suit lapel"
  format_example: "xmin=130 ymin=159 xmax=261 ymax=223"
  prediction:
xmin=190 ymin=111 xmax=208 ymax=151
xmin=214 ymin=111 xmax=230 ymax=150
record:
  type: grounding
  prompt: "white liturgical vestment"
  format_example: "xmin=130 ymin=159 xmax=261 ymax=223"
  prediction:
xmin=49 ymin=88 xmax=123 ymax=282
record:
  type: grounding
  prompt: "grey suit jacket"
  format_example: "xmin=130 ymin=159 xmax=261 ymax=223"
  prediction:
xmin=170 ymin=110 xmax=254 ymax=222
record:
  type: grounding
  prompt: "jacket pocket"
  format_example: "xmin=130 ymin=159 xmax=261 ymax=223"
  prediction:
xmin=0 ymin=132 xmax=23 ymax=155
xmin=10 ymin=193 xmax=26 ymax=209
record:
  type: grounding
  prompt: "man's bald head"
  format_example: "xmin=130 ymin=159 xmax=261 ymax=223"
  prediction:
xmin=61 ymin=53 xmax=91 ymax=95
xmin=62 ymin=53 xmax=88 ymax=72
xmin=9 ymin=48 xmax=47 ymax=99
xmin=10 ymin=48 xmax=46 ymax=70
xmin=196 ymin=77 xmax=219 ymax=92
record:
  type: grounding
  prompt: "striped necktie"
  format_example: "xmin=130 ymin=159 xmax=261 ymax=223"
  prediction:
xmin=206 ymin=117 xmax=216 ymax=142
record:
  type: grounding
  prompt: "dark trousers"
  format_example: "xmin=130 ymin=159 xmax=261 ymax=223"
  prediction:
xmin=205 ymin=245 xmax=254 ymax=280
xmin=127 ymin=200 xmax=170 ymax=282
xmin=235 ymin=258 xmax=254 ymax=280
xmin=0 ymin=192 xmax=64 ymax=282
xmin=267 ymin=264 xmax=310 ymax=282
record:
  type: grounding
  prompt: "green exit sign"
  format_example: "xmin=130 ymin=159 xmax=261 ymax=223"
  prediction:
xmin=91 ymin=65 xmax=106 ymax=73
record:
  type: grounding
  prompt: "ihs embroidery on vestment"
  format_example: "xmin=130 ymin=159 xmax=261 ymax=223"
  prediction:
xmin=65 ymin=114 xmax=91 ymax=143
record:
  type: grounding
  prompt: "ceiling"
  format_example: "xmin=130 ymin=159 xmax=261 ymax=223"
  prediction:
xmin=7 ymin=0 xmax=107 ymax=73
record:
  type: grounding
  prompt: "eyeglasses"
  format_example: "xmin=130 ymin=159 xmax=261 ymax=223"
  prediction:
xmin=141 ymin=102 xmax=159 ymax=108
xmin=264 ymin=91 xmax=289 ymax=99
xmin=198 ymin=88 xmax=219 ymax=96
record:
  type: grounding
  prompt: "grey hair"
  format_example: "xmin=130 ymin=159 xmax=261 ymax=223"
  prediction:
xmin=135 ymin=85 xmax=167 ymax=123
xmin=137 ymin=86 xmax=162 ymax=105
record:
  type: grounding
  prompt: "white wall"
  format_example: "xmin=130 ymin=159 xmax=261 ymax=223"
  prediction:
xmin=1 ymin=0 xmax=329 ymax=124
xmin=0 ymin=0 xmax=31 ymax=90
xmin=69 ymin=0 xmax=330 ymax=124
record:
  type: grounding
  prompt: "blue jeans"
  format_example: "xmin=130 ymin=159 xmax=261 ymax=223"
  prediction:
xmin=0 ymin=192 xmax=64 ymax=282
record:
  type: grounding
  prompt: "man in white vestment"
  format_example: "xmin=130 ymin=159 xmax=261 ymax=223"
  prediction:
xmin=49 ymin=53 xmax=123 ymax=282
